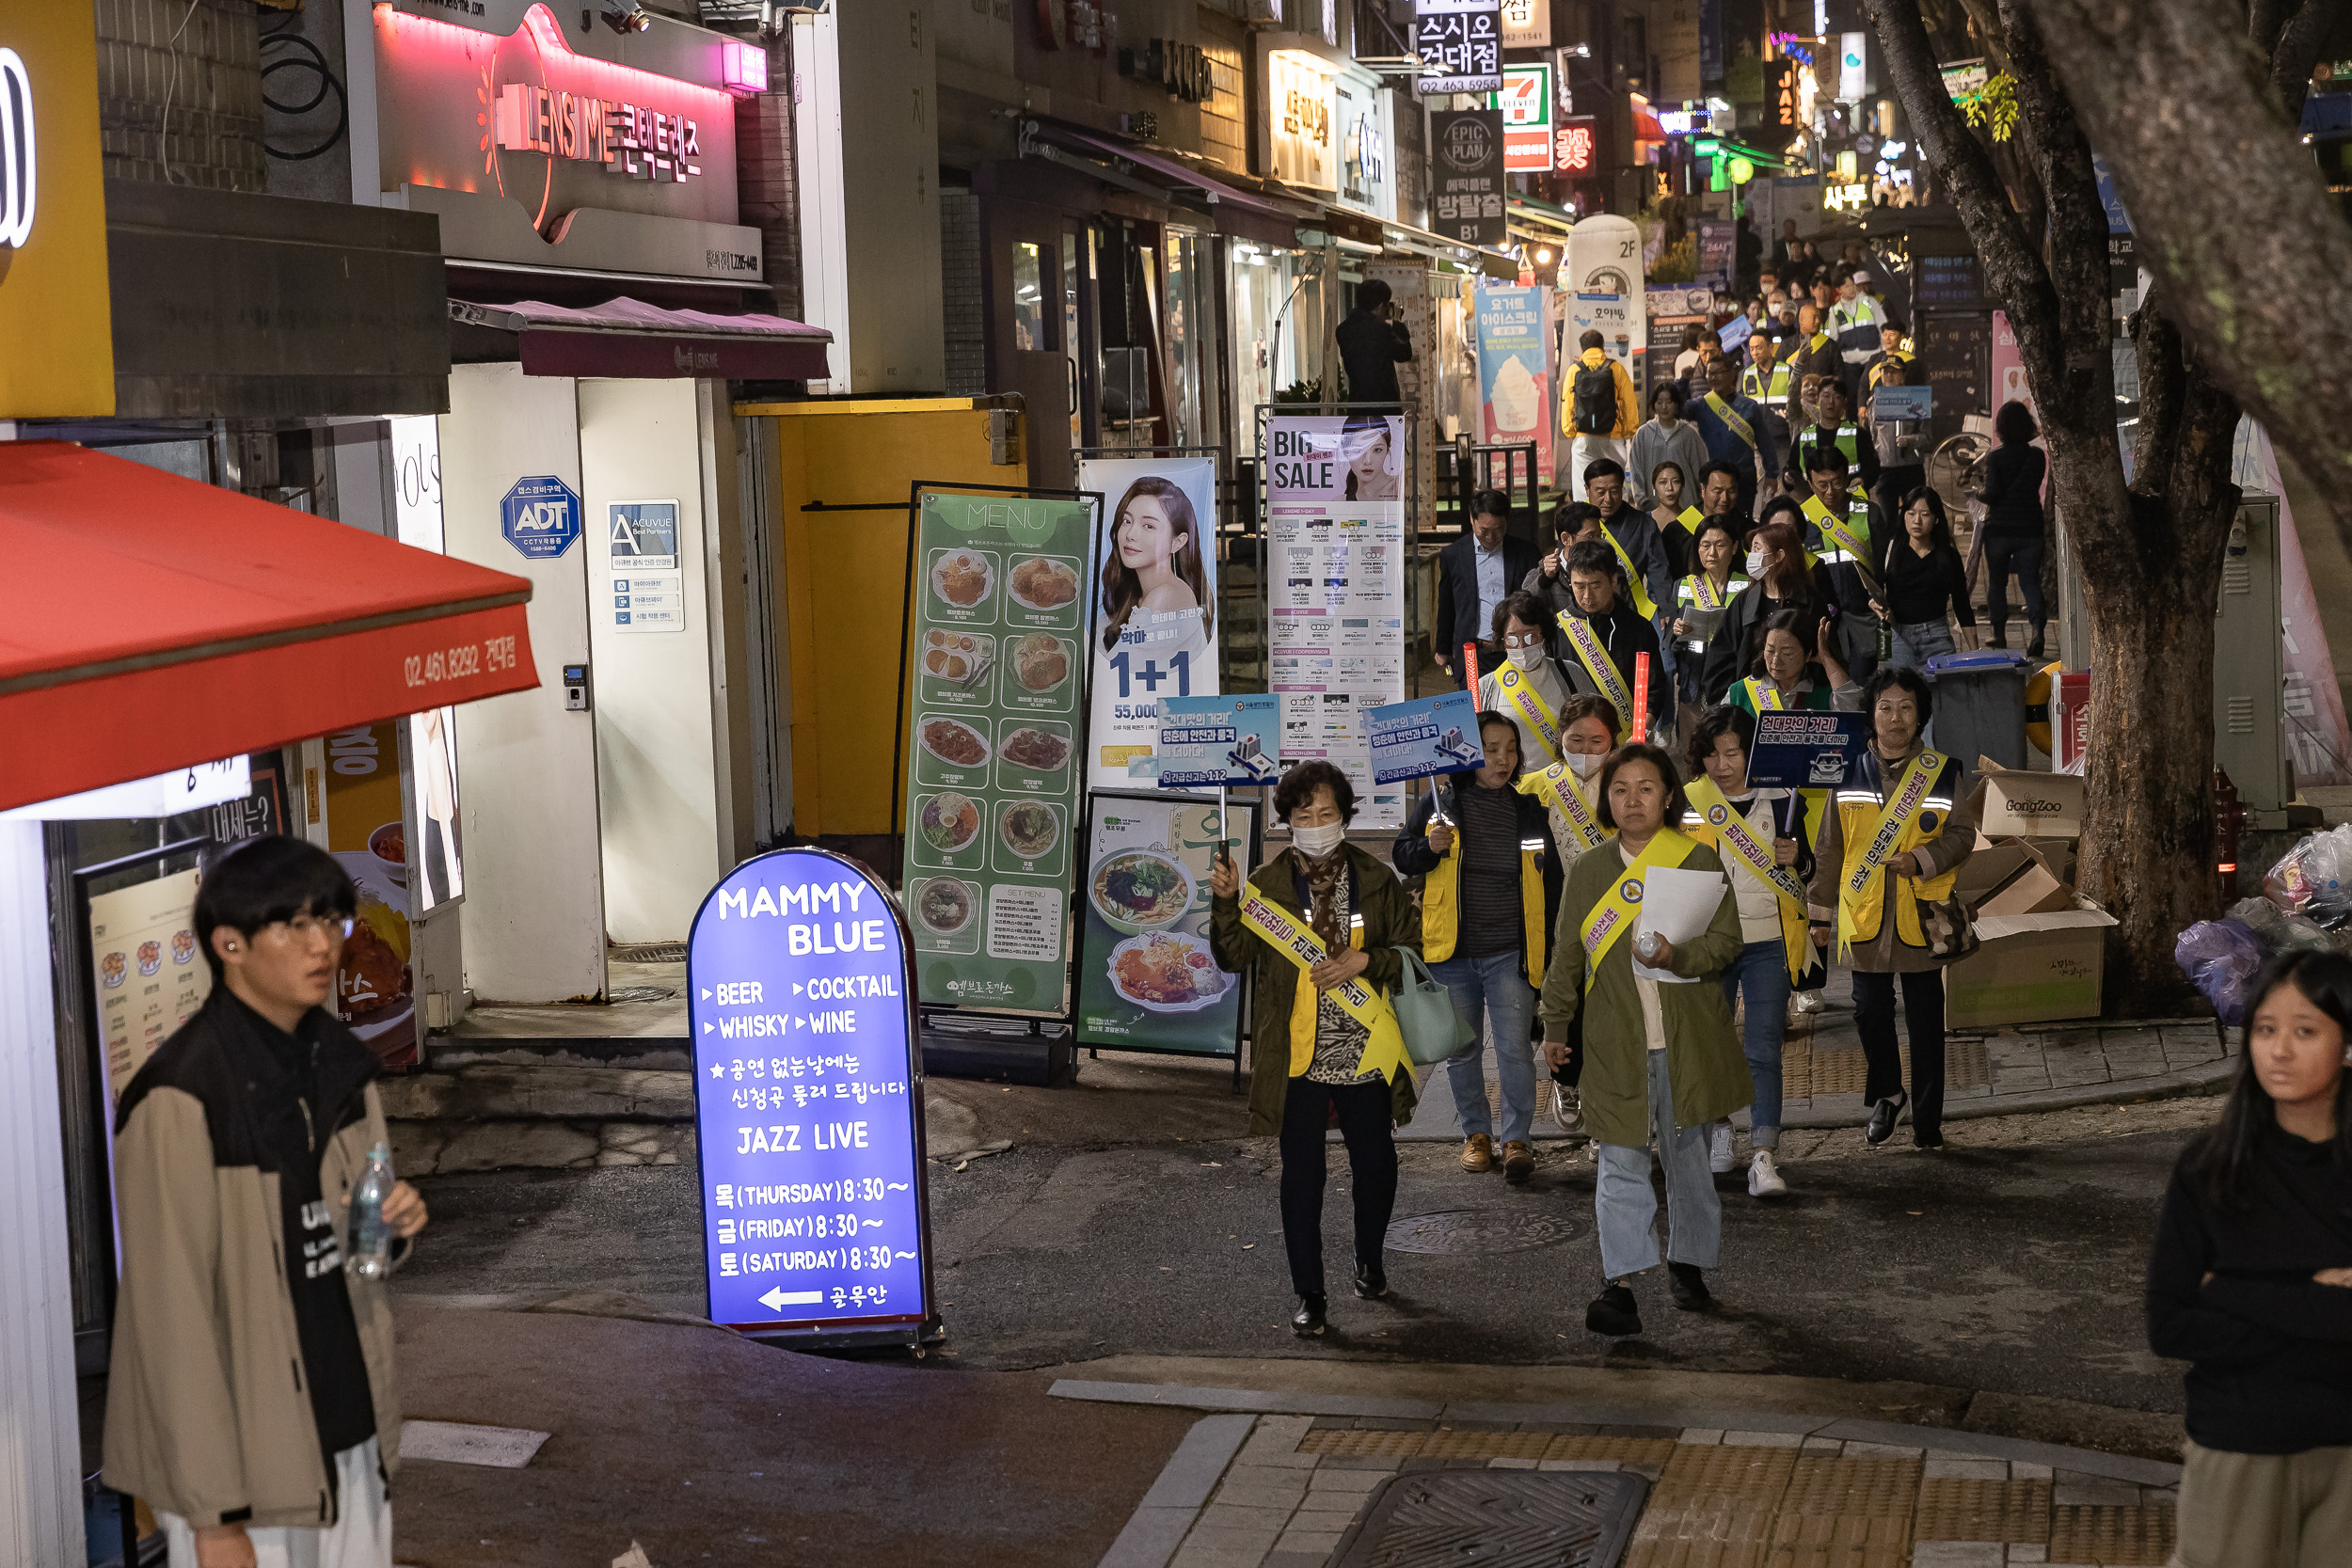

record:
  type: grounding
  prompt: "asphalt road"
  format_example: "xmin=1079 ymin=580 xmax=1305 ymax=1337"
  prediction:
xmin=397 ymin=1093 xmax=2201 ymax=1419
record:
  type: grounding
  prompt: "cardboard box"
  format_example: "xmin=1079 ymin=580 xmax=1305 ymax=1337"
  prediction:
xmin=1955 ymin=837 xmax=2075 ymax=915
xmin=1972 ymin=758 xmax=2087 ymax=840
xmin=1944 ymin=901 xmax=2119 ymax=1029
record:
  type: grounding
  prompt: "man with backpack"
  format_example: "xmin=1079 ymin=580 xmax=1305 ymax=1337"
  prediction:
xmin=1564 ymin=329 xmax=1638 ymax=502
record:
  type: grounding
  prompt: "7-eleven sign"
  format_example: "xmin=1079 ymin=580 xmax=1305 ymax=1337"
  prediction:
xmin=1489 ymin=64 xmax=1552 ymax=171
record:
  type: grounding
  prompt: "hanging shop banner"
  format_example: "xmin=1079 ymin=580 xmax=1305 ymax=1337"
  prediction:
xmin=900 ymin=488 xmax=1098 ymax=1015
xmin=1367 ymin=690 xmax=1486 ymax=784
xmin=1499 ymin=0 xmax=1549 ymax=48
xmin=88 ymin=867 xmax=210 ymax=1101
xmin=1413 ymin=0 xmax=1502 ymax=96
xmin=1074 ymin=792 xmax=1254 ymax=1054
xmin=1076 ymin=456 xmax=1220 ymax=789
xmin=320 ymin=722 xmax=419 ymax=1069
xmin=1263 ymin=414 xmax=1409 ymax=830
xmin=1474 ymin=284 xmax=1557 ymax=485
xmin=1430 ymin=109 xmax=1507 ymax=247
xmin=1568 ymin=293 xmax=1637 ymax=371
xmin=688 ymin=846 xmax=936 ymax=1342
xmin=1747 ymin=711 xmax=1867 ymax=789
xmin=1697 ymin=219 xmax=1736 ymax=288
xmin=1156 ymin=694 xmax=1282 ymax=787
xmin=1489 ymin=63 xmax=1553 ymax=171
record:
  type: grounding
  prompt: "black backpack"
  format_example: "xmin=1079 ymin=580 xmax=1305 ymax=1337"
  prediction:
xmin=1570 ymin=361 xmax=1617 ymax=435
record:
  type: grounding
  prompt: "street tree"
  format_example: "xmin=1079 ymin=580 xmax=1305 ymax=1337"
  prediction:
xmin=1863 ymin=0 xmax=2331 ymax=1008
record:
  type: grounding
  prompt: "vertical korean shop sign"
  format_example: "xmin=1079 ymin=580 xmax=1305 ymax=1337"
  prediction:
xmin=901 ymin=488 xmax=1098 ymax=1014
xmin=690 ymin=847 xmax=936 ymax=1341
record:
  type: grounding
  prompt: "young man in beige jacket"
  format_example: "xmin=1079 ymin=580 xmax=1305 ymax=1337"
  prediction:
xmin=106 ymin=835 xmax=428 ymax=1568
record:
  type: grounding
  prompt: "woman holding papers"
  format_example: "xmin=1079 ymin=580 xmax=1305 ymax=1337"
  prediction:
xmin=1209 ymin=762 xmax=1420 ymax=1338
xmin=1807 ymin=668 xmax=1977 ymax=1151
xmin=1683 ymin=706 xmax=1819 ymax=1199
xmin=1542 ymin=744 xmax=1751 ymax=1338
xmin=1728 ymin=609 xmax=1863 ymax=719
xmin=1671 ymin=517 xmax=1746 ymax=709
xmin=1394 ymin=713 xmax=1562 ymax=1186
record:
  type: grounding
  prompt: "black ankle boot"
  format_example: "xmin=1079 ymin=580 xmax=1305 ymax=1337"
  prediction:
xmin=1292 ymin=1295 xmax=1327 ymax=1336
xmin=1586 ymin=1281 xmax=1642 ymax=1337
xmin=1668 ymin=1262 xmax=1715 ymax=1312
xmin=1354 ymin=1262 xmax=1388 ymax=1300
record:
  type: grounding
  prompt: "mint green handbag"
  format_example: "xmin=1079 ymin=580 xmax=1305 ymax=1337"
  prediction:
xmin=1391 ymin=947 xmax=1476 ymax=1066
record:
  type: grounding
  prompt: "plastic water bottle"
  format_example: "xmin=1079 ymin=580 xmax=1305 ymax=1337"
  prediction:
xmin=1634 ymin=931 xmax=1663 ymax=964
xmin=349 ymin=1142 xmax=394 ymax=1280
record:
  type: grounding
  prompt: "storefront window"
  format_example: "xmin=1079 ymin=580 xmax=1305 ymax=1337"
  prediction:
xmin=1431 ymin=272 xmax=1478 ymax=440
xmin=1231 ymin=243 xmax=1278 ymax=427
xmin=1164 ymin=231 xmax=1204 ymax=449
xmin=1064 ymin=230 xmax=1085 ymax=451
xmin=1013 ymin=242 xmax=1045 ymax=352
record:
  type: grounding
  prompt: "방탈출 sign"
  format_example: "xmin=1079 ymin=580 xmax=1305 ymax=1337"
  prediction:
xmin=501 ymin=475 xmax=582 ymax=560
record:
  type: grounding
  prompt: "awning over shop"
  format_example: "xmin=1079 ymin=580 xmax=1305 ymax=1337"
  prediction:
xmin=1025 ymin=121 xmax=1305 ymax=247
xmin=448 ymin=297 xmax=834 ymax=379
xmin=0 ymin=443 xmax=540 ymax=813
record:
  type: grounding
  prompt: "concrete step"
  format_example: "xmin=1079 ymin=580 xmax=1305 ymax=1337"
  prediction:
xmin=429 ymin=1035 xmax=691 ymax=1072
xmin=383 ymin=1064 xmax=694 ymax=1177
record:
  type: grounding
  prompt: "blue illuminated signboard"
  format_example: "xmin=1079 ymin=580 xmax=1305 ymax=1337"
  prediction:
xmin=689 ymin=847 xmax=936 ymax=1339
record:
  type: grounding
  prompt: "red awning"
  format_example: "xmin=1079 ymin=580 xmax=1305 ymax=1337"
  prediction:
xmin=450 ymin=297 xmax=833 ymax=380
xmin=1633 ymin=104 xmax=1669 ymax=142
xmin=0 ymin=442 xmax=539 ymax=813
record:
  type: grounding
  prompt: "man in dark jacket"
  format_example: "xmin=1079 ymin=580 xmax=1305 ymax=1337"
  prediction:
xmin=1550 ymin=537 xmax=1671 ymax=736
xmin=107 ymin=835 xmax=427 ymax=1568
xmin=1436 ymin=489 xmax=1540 ymax=689
xmin=1335 ymin=278 xmax=1412 ymax=411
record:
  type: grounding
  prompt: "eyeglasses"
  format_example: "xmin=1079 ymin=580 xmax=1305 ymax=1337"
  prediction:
xmin=261 ymin=914 xmax=355 ymax=943
xmin=1501 ymin=631 xmax=1545 ymax=649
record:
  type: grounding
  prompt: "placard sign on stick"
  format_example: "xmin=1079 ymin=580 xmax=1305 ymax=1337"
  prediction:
xmin=1871 ymin=385 xmax=1932 ymax=421
xmin=1156 ymin=695 xmax=1282 ymax=787
xmin=1367 ymin=690 xmax=1486 ymax=784
xmin=689 ymin=846 xmax=938 ymax=1348
xmin=1747 ymin=711 xmax=1868 ymax=789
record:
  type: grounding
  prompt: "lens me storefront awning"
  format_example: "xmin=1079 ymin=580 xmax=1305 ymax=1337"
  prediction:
xmin=449 ymin=297 xmax=834 ymax=379
xmin=0 ymin=442 xmax=540 ymax=813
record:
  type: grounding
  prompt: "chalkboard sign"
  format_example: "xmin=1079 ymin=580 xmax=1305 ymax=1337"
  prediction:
xmin=1913 ymin=315 xmax=1991 ymax=442
xmin=1915 ymin=254 xmax=1986 ymax=311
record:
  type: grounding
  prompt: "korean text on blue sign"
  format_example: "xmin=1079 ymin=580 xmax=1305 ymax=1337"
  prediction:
xmin=1366 ymin=690 xmax=1486 ymax=784
xmin=1747 ymin=710 xmax=1867 ymax=789
xmin=501 ymin=475 xmax=583 ymax=561
xmin=689 ymin=847 xmax=930 ymax=1334
xmin=1157 ymin=694 xmax=1281 ymax=786
xmin=1870 ymin=386 xmax=1931 ymax=422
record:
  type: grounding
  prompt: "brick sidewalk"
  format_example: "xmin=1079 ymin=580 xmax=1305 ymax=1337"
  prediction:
xmin=1094 ymin=1402 xmax=2181 ymax=1568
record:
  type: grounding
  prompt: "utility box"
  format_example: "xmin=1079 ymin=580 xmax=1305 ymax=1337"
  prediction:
xmin=2215 ymin=492 xmax=2290 ymax=816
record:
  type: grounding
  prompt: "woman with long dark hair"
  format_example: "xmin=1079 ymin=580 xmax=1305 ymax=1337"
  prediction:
xmin=1701 ymin=517 xmax=1838 ymax=704
xmin=1868 ymin=486 xmax=1975 ymax=671
xmin=2149 ymin=949 xmax=2352 ymax=1565
xmin=1979 ymin=400 xmax=2048 ymax=657
xmin=1100 ymin=476 xmax=1214 ymax=652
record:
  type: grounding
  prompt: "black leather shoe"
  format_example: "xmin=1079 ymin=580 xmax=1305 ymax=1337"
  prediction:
xmin=1292 ymin=1295 xmax=1327 ymax=1336
xmin=1668 ymin=1262 xmax=1715 ymax=1312
xmin=1585 ymin=1282 xmax=1642 ymax=1337
xmin=1866 ymin=1091 xmax=1907 ymax=1147
xmin=1354 ymin=1262 xmax=1388 ymax=1300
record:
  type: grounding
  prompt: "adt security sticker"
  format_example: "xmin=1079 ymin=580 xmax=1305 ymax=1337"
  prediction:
xmin=501 ymin=476 xmax=582 ymax=561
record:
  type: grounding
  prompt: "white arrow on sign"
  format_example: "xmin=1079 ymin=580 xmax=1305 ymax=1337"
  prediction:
xmin=758 ymin=1287 xmax=822 ymax=1312
xmin=702 ymin=989 xmax=711 ymax=1000
xmin=703 ymin=1022 xmax=713 ymax=1034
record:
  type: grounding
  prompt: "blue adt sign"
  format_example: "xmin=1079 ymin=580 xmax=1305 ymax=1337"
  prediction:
xmin=501 ymin=476 xmax=583 ymax=561
xmin=689 ymin=847 xmax=935 ymax=1340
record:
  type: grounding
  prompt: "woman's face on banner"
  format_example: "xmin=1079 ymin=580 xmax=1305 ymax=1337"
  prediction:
xmin=1345 ymin=428 xmax=1391 ymax=485
xmin=1118 ymin=495 xmax=1187 ymax=573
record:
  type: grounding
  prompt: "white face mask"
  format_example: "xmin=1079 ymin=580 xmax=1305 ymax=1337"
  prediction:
xmin=1564 ymin=749 xmax=1604 ymax=779
xmin=1506 ymin=641 xmax=1544 ymax=671
xmin=1745 ymin=547 xmax=1770 ymax=578
xmin=1292 ymin=820 xmax=1347 ymax=859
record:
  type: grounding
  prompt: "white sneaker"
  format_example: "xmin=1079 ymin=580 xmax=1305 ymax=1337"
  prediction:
xmin=1708 ymin=1121 xmax=1736 ymax=1174
xmin=1790 ymin=990 xmax=1828 ymax=1015
xmin=1552 ymin=1084 xmax=1585 ymax=1139
xmin=1748 ymin=1149 xmax=1788 ymax=1199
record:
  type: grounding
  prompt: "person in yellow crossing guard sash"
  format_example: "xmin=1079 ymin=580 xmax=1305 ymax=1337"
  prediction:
xmin=1670 ymin=513 xmax=1747 ymax=712
xmin=1550 ymin=538 xmax=1672 ymax=738
xmin=1513 ymin=691 xmax=1620 ymax=1141
xmin=1540 ymin=743 xmax=1751 ymax=1338
xmin=1394 ymin=712 xmax=1563 ymax=1186
xmin=1477 ymin=591 xmax=1573 ymax=769
xmin=1806 ymin=668 xmax=1976 ymax=1153
xmin=1681 ymin=705 xmax=1823 ymax=1202
xmin=1209 ymin=761 xmax=1420 ymax=1338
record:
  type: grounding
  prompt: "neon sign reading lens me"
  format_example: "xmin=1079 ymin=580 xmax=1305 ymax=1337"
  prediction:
xmin=495 ymin=82 xmax=702 ymax=182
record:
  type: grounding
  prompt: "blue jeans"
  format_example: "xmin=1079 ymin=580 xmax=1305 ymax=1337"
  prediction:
xmin=1720 ymin=939 xmax=1790 ymax=1148
xmin=1431 ymin=950 xmax=1537 ymax=1146
xmin=1886 ymin=618 xmax=1955 ymax=672
xmin=1595 ymin=1048 xmax=1722 ymax=1279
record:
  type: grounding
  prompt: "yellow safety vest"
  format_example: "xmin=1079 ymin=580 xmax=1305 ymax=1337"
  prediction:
xmin=1832 ymin=751 xmax=1962 ymax=956
xmin=1419 ymin=802 xmax=1550 ymax=990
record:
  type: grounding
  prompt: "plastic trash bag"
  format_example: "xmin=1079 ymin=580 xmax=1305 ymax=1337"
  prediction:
xmin=2175 ymin=918 xmax=2266 ymax=1026
xmin=2264 ymin=824 xmax=2352 ymax=929
xmin=2229 ymin=895 xmax=2331 ymax=955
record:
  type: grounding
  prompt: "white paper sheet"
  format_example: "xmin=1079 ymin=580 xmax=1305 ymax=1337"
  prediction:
xmin=1631 ymin=864 xmax=1730 ymax=984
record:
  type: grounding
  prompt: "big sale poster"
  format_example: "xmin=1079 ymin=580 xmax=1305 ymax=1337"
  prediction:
xmin=1075 ymin=455 xmax=1220 ymax=789
xmin=1263 ymin=414 xmax=1408 ymax=830
xmin=900 ymin=489 xmax=1098 ymax=1016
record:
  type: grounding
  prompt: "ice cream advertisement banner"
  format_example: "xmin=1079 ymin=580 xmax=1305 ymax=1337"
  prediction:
xmin=1076 ymin=456 xmax=1221 ymax=790
xmin=1474 ymin=283 xmax=1556 ymax=484
xmin=1263 ymin=414 xmax=1409 ymax=829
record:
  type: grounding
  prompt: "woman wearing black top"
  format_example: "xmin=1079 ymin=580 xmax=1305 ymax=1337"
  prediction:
xmin=1978 ymin=401 xmax=2048 ymax=657
xmin=1868 ymin=487 xmax=1978 ymax=671
xmin=2147 ymin=950 xmax=2352 ymax=1565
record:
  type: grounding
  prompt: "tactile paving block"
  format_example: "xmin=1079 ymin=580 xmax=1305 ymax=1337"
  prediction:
xmin=1766 ymin=1457 xmax=1922 ymax=1567
xmin=1915 ymin=1478 xmax=2052 ymax=1542
xmin=1624 ymin=1445 xmax=1802 ymax=1568
xmin=1303 ymin=1429 xmax=1438 ymax=1459
xmin=1797 ymin=1039 xmax=1988 ymax=1096
xmin=1543 ymin=1434 xmax=1681 ymax=1468
xmin=1304 ymin=1429 xmax=1667 ymax=1463
xmin=2046 ymin=1502 xmax=2176 ymax=1566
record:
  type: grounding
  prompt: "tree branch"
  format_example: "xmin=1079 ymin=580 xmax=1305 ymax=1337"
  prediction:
xmin=2269 ymin=0 xmax=2331 ymax=114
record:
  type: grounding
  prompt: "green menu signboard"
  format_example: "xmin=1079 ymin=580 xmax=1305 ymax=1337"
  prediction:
xmin=901 ymin=488 xmax=1097 ymax=1015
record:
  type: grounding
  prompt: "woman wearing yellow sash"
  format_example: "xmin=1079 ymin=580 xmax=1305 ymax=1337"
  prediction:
xmin=1515 ymin=692 xmax=1622 ymax=1140
xmin=1671 ymin=515 xmax=1745 ymax=711
xmin=1540 ymin=744 xmax=1752 ymax=1338
xmin=1806 ymin=669 xmax=1977 ymax=1151
xmin=1209 ymin=762 xmax=1420 ymax=1337
xmin=1393 ymin=713 xmax=1560 ymax=1184
xmin=1727 ymin=608 xmax=1861 ymax=720
xmin=1701 ymin=513 xmax=1837 ymax=704
xmin=1476 ymin=591 xmax=1572 ymax=768
xmin=1683 ymin=706 xmax=1820 ymax=1200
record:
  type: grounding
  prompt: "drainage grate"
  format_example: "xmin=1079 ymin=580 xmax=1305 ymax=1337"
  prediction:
xmin=1337 ymin=1469 xmax=1647 ymax=1568
xmin=611 ymin=942 xmax=689 ymax=964
xmin=1384 ymin=1209 xmax=1586 ymax=1256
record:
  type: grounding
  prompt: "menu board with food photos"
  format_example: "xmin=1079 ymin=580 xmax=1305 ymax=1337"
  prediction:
xmin=1074 ymin=792 xmax=1255 ymax=1055
xmin=901 ymin=488 xmax=1099 ymax=1016
xmin=88 ymin=864 xmax=211 ymax=1100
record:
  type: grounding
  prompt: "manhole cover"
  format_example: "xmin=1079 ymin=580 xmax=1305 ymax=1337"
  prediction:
xmin=611 ymin=942 xmax=688 ymax=963
xmin=1337 ymin=1469 xmax=1646 ymax=1567
xmin=1383 ymin=1209 xmax=1584 ymax=1256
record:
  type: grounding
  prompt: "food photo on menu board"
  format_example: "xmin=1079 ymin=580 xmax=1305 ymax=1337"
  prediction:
xmin=900 ymin=489 xmax=1098 ymax=1016
xmin=1074 ymin=793 xmax=1252 ymax=1054
xmin=1075 ymin=456 xmax=1221 ymax=789
xmin=1263 ymin=413 xmax=1408 ymax=829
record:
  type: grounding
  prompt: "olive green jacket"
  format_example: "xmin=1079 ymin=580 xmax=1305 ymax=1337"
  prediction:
xmin=1538 ymin=838 xmax=1752 ymax=1148
xmin=1210 ymin=845 xmax=1422 ymax=1136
